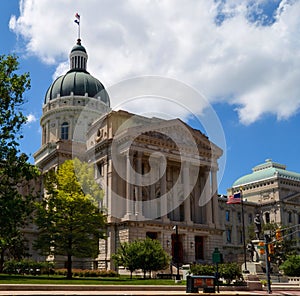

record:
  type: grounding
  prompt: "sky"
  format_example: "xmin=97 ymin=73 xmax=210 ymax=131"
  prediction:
xmin=1 ymin=0 xmax=300 ymax=194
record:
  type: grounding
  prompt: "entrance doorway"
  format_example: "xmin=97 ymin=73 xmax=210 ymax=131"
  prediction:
xmin=171 ymin=233 xmax=183 ymax=264
xmin=195 ymin=236 xmax=204 ymax=261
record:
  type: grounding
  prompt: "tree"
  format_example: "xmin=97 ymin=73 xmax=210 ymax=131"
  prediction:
xmin=0 ymin=54 xmax=39 ymax=272
xmin=279 ymin=255 xmax=300 ymax=276
xmin=138 ymin=238 xmax=170 ymax=278
xmin=263 ymin=223 xmax=299 ymax=266
xmin=112 ymin=241 xmax=140 ymax=279
xmin=34 ymin=159 xmax=106 ymax=279
xmin=113 ymin=238 xmax=170 ymax=279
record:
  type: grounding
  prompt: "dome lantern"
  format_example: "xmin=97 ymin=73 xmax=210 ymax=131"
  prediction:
xmin=70 ymin=38 xmax=88 ymax=71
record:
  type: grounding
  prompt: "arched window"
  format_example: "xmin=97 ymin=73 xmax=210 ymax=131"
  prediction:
xmin=61 ymin=122 xmax=69 ymax=140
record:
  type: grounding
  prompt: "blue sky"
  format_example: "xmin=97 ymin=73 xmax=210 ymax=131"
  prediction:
xmin=1 ymin=0 xmax=300 ymax=194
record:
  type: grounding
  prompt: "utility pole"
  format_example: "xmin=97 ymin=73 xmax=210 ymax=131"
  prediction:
xmin=173 ymin=225 xmax=181 ymax=281
xmin=264 ymin=233 xmax=272 ymax=294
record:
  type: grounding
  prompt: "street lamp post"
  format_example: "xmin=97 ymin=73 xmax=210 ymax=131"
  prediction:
xmin=173 ymin=225 xmax=180 ymax=281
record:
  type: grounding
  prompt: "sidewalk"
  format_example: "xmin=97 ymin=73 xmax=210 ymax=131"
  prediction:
xmin=0 ymin=284 xmax=299 ymax=295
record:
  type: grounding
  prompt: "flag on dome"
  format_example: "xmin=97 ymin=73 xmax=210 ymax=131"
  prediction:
xmin=226 ymin=192 xmax=241 ymax=204
xmin=74 ymin=13 xmax=80 ymax=25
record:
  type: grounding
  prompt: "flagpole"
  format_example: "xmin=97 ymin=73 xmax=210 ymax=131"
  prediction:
xmin=74 ymin=13 xmax=81 ymax=40
xmin=241 ymin=189 xmax=249 ymax=273
xmin=78 ymin=21 xmax=80 ymax=40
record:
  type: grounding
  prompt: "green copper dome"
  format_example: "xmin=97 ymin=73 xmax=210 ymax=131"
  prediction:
xmin=44 ymin=69 xmax=110 ymax=105
xmin=44 ymin=39 xmax=110 ymax=106
xmin=233 ymin=159 xmax=300 ymax=187
xmin=71 ymin=43 xmax=87 ymax=53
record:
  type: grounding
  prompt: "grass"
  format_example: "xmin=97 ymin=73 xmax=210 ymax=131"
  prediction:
xmin=0 ymin=274 xmax=185 ymax=285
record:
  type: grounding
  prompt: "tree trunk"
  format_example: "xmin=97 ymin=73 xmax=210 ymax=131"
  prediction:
xmin=67 ymin=254 xmax=72 ymax=279
xmin=0 ymin=250 xmax=5 ymax=273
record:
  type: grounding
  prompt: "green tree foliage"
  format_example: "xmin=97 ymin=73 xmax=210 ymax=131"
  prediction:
xmin=279 ymin=255 xmax=300 ymax=276
xmin=263 ymin=223 xmax=299 ymax=266
xmin=112 ymin=241 xmax=140 ymax=279
xmin=190 ymin=262 xmax=242 ymax=284
xmin=113 ymin=238 xmax=170 ymax=279
xmin=138 ymin=238 xmax=170 ymax=279
xmin=219 ymin=263 xmax=242 ymax=284
xmin=0 ymin=54 xmax=39 ymax=272
xmin=34 ymin=159 xmax=106 ymax=279
xmin=189 ymin=263 xmax=215 ymax=276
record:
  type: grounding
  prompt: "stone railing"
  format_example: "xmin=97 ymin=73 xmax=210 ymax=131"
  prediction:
xmin=288 ymin=277 xmax=300 ymax=284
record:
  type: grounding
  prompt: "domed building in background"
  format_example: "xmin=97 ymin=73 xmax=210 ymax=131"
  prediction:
xmin=221 ymin=159 xmax=300 ymax=263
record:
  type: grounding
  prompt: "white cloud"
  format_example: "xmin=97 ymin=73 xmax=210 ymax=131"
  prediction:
xmin=26 ymin=113 xmax=37 ymax=124
xmin=9 ymin=0 xmax=300 ymax=125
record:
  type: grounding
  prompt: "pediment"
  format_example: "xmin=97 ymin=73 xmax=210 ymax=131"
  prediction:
xmin=284 ymin=193 xmax=300 ymax=204
xmin=118 ymin=118 xmax=218 ymax=155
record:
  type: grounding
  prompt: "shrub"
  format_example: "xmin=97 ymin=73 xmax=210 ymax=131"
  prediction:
xmin=189 ymin=264 xmax=215 ymax=276
xmin=279 ymin=255 xmax=300 ymax=276
xmin=219 ymin=262 xmax=242 ymax=284
xmin=189 ymin=262 xmax=242 ymax=284
xmin=53 ymin=268 xmax=119 ymax=278
xmin=3 ymin=259 xmax=54 ymax=275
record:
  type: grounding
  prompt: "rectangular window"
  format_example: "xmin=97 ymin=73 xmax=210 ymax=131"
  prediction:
xmin=237 ymin=212 xmax=241 ymax=223
xmin=226 ymin=229 xmax=231 ymax=243
xmin=97 ymin=162 xmax=104 ymax=177
xmin=146 ymin=232 xmax=158 ymax=240
xmin=239 ymin=230 xmax=243 ymax=244
xmin=225 ymin=210 xmax=230 ymax=222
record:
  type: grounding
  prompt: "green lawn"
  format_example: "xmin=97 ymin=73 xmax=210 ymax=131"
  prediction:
xmin=0 ymin=274 xmax=185 ymax=285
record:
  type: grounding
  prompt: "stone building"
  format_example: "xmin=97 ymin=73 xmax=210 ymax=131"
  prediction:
xmin=28 ymin=36 xmax=300 ymax=270
xmin=223 ymin=159 xmax=300 ymax=262
xmin=33 ymin=38 xmax=224 ymax=269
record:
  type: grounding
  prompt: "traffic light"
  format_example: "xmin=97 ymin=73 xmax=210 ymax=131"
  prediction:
xmin=275 ymin=229 xmax=282 ymax=242
xmin=268 ymin=243 xmax=275 ymax=254
xmin=258 ymin=241 xmax=265 ymax=255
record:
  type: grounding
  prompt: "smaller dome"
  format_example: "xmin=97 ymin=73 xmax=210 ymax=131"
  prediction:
xmin=233 ymin=159 xmax=300 ymax=187
xmin=71 ymin=39 xmax=87 ymax=53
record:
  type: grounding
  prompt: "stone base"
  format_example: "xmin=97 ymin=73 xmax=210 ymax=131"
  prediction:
xmin=244 ymin=274 xmax=263 ymax=291
xmin=242 ymin=262 xmax=265 ymax=275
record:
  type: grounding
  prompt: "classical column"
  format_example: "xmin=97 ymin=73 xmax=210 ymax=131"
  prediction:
xmin=183 ymin=162 xmax=192 ymax=225
xmin=204 ymin=170 xmax=213 ymax=225
xmin=123 ymin=153 xmax=133 ymax=220
xmin=149 ymin=159 xmax=158 ymax=219
xmin=211 ymin=168 xmax=220 ymax=227
xmin=135 ymin=152 xmax=144 ymax=219
xmin=160 ymin=156 xmax=169 ymax=222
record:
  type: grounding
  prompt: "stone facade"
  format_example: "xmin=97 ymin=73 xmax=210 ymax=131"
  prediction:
xmin=32 ymin=39 xmax=225 ymax=270
xmin=85 ymin=110 xmax=223 ymax=269
xmin=223 ymin=159 xmax=300 ymax=262
xmin=30 ymin=38 xmax=300 ymax=270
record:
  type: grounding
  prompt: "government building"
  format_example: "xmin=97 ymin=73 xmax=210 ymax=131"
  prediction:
xmin=29 ymin=38 xmax=300 ymax=270
xmin=33 ymin=38 xmax=224 ymax=269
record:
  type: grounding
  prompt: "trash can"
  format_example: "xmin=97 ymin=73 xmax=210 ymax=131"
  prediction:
xmin=186 ymin=275 xmax=216 ymax=293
